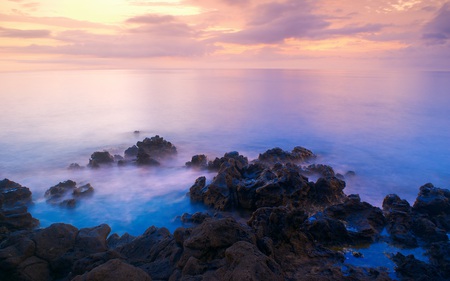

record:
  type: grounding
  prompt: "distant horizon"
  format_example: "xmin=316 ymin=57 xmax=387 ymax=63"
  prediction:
xmin=1 ymin=0 xmax=450 ymax=72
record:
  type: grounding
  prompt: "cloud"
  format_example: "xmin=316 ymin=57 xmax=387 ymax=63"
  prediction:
xmin=0 ymin=26 xmax=51 ymax=38
xmin=126 ymin=14 xmax=175 ymax=24
xmin=216 ymin=0 xmax=329 ymax=44
xmin=422 ymin=3 xmax=450 ymax=44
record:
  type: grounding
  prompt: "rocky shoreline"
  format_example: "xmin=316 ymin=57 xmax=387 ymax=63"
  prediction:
xmin=1 ymin=136 xmax=449 ymax=280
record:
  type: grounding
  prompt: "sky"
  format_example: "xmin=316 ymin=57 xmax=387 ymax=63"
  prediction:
xmin=1 ymin=0 xmax=450 ymax=71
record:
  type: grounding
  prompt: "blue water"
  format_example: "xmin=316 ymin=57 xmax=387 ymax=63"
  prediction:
xmin=1 ymin=69 xmax=449 ymax=235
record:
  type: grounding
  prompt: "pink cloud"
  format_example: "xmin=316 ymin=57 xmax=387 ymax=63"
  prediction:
xmin=0 ymin=26 xmax=51 ymax=38
xmin=423 ymin=3 xmax=450 ymax=44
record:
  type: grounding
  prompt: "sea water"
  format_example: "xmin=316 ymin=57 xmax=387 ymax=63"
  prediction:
xmin=1 ymin=69 xmax=449 ymax=235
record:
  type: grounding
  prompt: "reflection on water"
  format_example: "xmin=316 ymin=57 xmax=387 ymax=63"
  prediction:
xmin=1 ymin=69 xmax=450 ymax=234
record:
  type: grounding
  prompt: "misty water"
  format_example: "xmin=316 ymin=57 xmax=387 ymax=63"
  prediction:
xmin=1 ymin=69 xmax=450 ymax=236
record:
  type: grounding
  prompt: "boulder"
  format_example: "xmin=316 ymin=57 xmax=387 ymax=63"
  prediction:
xmin=207 ymin=151 xmax=248 ymax=171
xmin=413 ymin=183 xmax=450 ymax=231
xmin=88 ymin=151 xmax=114 ymax=168
xmin=44 ymin=180 xmax=77 ymax=203
xmin=71 ymin=259 xmax=152 ymax=281
xmin=45 ymin=181 xmax=94 ymax=208
xmin=179 ymin=217 xmax=255 ymax=268
xmin=73 ymin=184 xmax=94 ymax=197
xmin=257 ymin=146 xmax=315 ymax=166
xmin=186 ymin=154 xmax=208 ymax=169
xmin=324 ymin=194 xmax=386 ymax=242
xmin=136 ymin=135 xmax=177 ymax=165
xmin=31 ymin=223 xmax=78 ymax=262
xmin=216 ymin=241 xmax=283 ymax=281
xmin=117 ymin=226 xmax=181 ymax=280
xmin=0 ymin=206 xmax=39 ymax=231
xmin=382 ymin=194 xmax=417 ymax=247
xmin=124 ymin=145 xmax=138 ymax=159
xmin=0 ymin=179 xmax=32 ymax=207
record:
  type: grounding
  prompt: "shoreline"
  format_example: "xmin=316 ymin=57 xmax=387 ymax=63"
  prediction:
xmin=1 ymin=136 xmax=449 ymax=280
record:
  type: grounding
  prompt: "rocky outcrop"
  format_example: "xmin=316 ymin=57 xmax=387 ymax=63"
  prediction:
xmin=0 ymin=179 xmax=38 ymax=237
xmin=3 ymin=142 xmax=450 ymax=281
xmin=135 ymin=135 xmax=177 ymax=166
xmin=189 ymin=159 xmax=345 ymax=212
xmin=44 ymin=180 xmax=94 ymax=208
xmin=1 ymin=179 xmax=32 ymax=207
xmin=257 ymin=146 xmax=315 ymax=165
xmin=88 ymin=151 xmax=115 ymax=168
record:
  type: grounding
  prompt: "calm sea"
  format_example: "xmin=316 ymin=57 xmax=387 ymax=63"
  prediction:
xmin=1 ymin=69 xmax=449 ymax=235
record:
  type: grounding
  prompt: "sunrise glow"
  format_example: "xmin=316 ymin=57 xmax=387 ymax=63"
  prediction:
xmin=1 ymin=0 xmax=450 ymax=71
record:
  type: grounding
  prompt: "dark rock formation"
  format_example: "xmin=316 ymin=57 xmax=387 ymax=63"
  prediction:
xmin=257 ymin=146 xmax=315 ymax=165
xmin=0 ymin=179 xmax=38 ymax=236
xmin=185 ymin=154 xmax=208 ymax=169
xmin=136 ymin=135 xmax=177 ymax=165
xmin=45 ymin=181 xmax=94 ymax=208
xmin=0 ymin=179 xmax=32 ymax=207
xmin=324 ymin=194 xmax=386 ymax=242
xmin=88 ymin=151 xmax=114 ymax=168
xmin=71 ymin=259 xmax=152 ymax=281
xmin=124 ymin=145 xmax=138 ymax=159
xmin=189 ymin=156 xmax=346 ymax=212
xmin=207 ymin=151 xmax=248 ymax=171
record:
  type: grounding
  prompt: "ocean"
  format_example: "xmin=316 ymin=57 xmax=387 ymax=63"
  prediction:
xmin=1 ymin=68 xmax=449 ymax=235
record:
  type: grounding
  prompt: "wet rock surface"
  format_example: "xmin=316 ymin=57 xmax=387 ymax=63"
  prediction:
xmin=44 ymin=181 xmax=94 ymax=208
xmin=2 ymin=143 xmax=450 ymax=280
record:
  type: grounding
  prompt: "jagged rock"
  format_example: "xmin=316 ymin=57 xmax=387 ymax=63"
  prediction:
xmin=207 ymin=151 xmax=248 ymax=171
xmin=0 ymin=179 xmax=32 ymax=207
xmin=324 ymin=194 xmax=386 ymax=242
xmin=45 ymin=180 xmax=76 ymax=203
xmin=136 ymin=135 xmax=177 ymax=165
xmin=179 ymin=217 xmax=255 ymax=268
xmin=186 ymin=154 xmax=208 ymax=169
xmin=180 ymin=212 xmax=211 ymax=224
xmin=257 ymin=146 xmax=315 ymax=165
xmin=74 ymin=224 xmax=111 ymax=254
xmin=413 ymin=183 xmax=450 ymax=231
xmin=68 ymin=163 xmax=84 ymax=170
xmin=382 ymin=194 xmax=417 ymax=247
xmin=117 ymin=226 xmax=181 ymax=279
xmin=304 ymin=212 xmax=351 ymax=245
xmin=73 ymin=184 xmax=94 ymax=197
xmin=189 ymin=152 xmax=345 ymax=212
xmin=0 ymin=206 xmax=39 ymax=232
xmin=71 ymin=259 xmax=152 ymax=281
xmin=392 ymin=253 xmax=442 ymax=280
xmin=70 ymin=250 xmax=123 ymax=278
xmin=88 ymin=151 xmax=114 ymax=168
xmin=427 ymin=241 xmax=450 ymax=279
xmin=45 ymin=181 xmax=94 ymax=208
xmin=215 ymin=241 xmax=283 ymax=281
xmin=189 ymin=177 xmax=206 ymax=203
xmin=301 ymin=164 xmax=335 ymax=178
xmin=124 ymin=145 xmax=138 ymax=159
xmin=107 ymin=233 xmax=135 ymax=249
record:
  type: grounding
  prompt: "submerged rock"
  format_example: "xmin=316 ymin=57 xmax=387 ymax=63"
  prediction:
xmin=45 ymin=181 xmax=94 ymax=208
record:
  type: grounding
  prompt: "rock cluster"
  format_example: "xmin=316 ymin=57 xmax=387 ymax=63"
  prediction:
xmin=2 ymin=142 xmax=450 ymax=280
xmin=45 ymin=180 xmax=94 ymax=208
xmin=73 ymin=135 xmax=177 ymax=169
xmin=189 ymin=148 xmax=345 ymax=212
xmin=0 ymin=179 xmax=39 ymax=239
